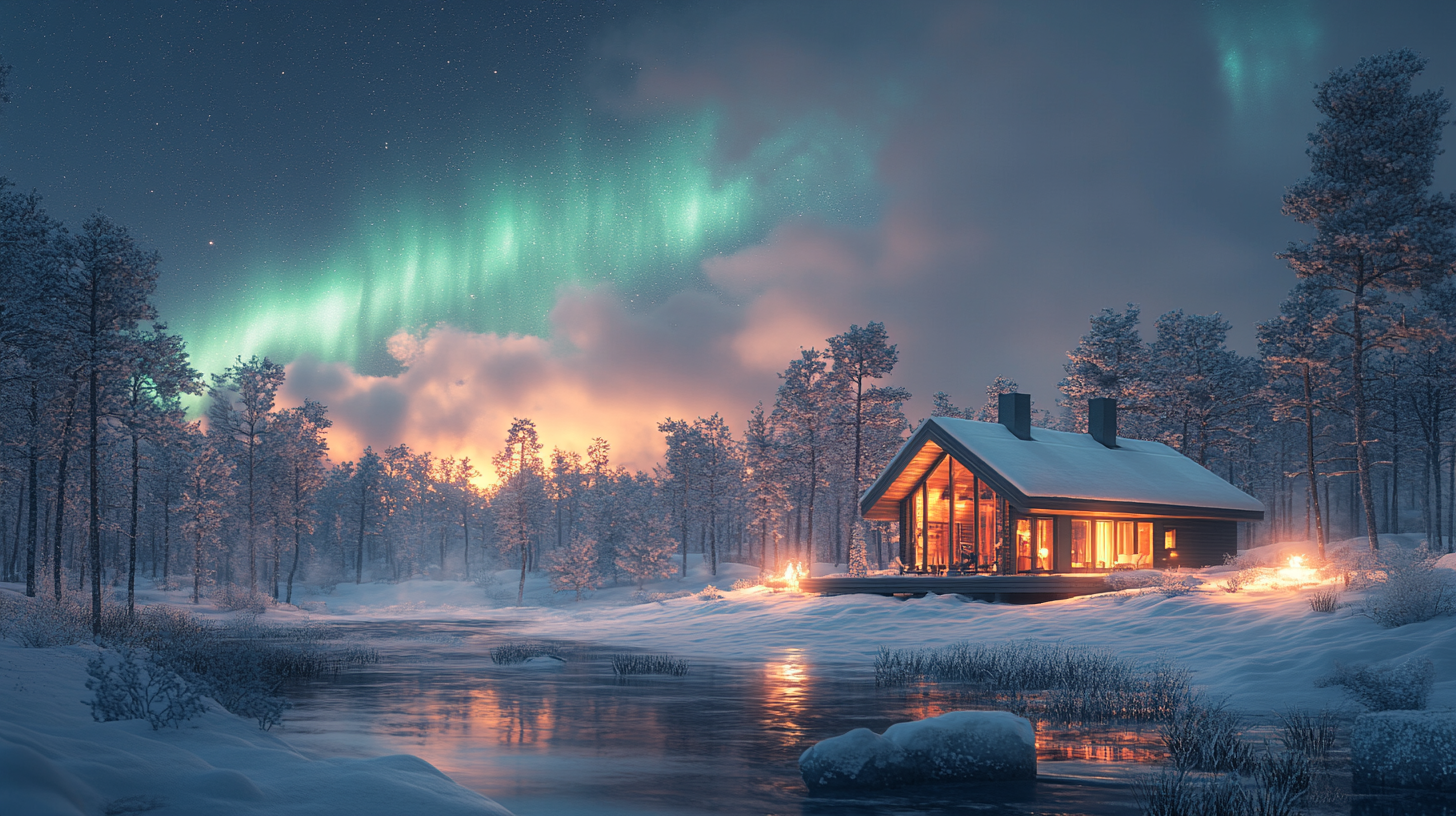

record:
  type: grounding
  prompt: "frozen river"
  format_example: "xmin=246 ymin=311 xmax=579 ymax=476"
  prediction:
xmin=277 ymin=620 xmax=1161 ymax=815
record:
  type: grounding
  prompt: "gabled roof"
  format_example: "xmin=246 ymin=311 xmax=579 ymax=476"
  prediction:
xmin=860 ymin=417 xmax=1265 ymax=521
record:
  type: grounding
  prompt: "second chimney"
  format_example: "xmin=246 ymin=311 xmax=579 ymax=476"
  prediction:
xmin=1089 ymin=397 xmax=1118 ymax=448
xmin=998 ymin=392 xmax=1032 ymax=440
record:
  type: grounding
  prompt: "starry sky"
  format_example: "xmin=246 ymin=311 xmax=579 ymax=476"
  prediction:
xmin=3 ymin=1 xmax=1454 ymax=470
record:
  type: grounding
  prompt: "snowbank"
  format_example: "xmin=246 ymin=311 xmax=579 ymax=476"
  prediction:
xmin=799 ymin=710 xmax=1035 ymax=791
xmin=1351 ymin=710 xmax=1456 ymax=792
xmin=0 ymin=642 xmax=513 ymax=816
xmin=27 ymin=534 xmax=1456 ymax=716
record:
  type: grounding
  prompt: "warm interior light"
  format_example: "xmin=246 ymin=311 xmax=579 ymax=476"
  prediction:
xmin=1038 ymin=547 xmax=1049 ymax=559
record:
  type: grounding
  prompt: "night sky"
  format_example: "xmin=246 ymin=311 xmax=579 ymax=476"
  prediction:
xmin=3 ymin=1 xmax=1454 ymax=470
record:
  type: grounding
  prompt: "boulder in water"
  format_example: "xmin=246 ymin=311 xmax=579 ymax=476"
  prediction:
xmin=799 ymin=710 xmax=1036 ymax=792
xmin=1353 ymin=710 xmax=1456 ymax=792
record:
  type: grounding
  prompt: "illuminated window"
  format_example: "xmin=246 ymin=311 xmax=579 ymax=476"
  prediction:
xmin=1136 ymin=523 xmax=1153 ymax=568
xmin=1094 ymin=520 xmax=1114 ymax=569
xmin=1071 ymin=519 xmax=1090 ymax=570
xmin=1035 ymin=517 xmax=1053 ymax=571
xmin=1164 ymin=529 xmax=1177 ymax=550
xmin=1115 ymin=521 xmax=1135 ymax=566
xmin=1016 ymin=518 xmax=1032 ymax=572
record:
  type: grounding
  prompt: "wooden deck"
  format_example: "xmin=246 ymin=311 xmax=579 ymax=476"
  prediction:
xmin=797 ymin=574 xmax=1112 ymax=603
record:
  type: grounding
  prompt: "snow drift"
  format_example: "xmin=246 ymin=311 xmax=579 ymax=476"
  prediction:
xmin=0 ymin=643 xmax=514 ymax=816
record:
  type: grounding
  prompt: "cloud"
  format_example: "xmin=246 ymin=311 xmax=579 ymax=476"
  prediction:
xmin=279 ymin=285 xmax=787 ymax=478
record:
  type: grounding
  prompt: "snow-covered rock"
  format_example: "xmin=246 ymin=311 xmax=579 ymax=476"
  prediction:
xmin=1435 ymin=553 xmax=1456 ymax=572
xmin=1352 ymin=710 xmax=1456 ymax=792
xmin=798 ymin=710 xmax=1035 ymax=791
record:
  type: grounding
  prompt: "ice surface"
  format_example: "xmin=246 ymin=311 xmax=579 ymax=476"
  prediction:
xmin=799 ymin=710 xmax=1035 ymax=791
xmin=0 ymin=643 xmax=514 ymax=816
xmin=1352 ymin=710 xmax=1456 ymax=792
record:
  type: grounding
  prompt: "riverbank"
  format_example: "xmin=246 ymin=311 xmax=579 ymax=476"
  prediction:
xmin=0 ymin=637 xmax=513 ymax=816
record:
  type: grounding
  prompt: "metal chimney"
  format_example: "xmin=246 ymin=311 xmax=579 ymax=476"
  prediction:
xmin=998 ymin=392 xmax=1032 ymax=440
xmin=1089 ymin=397 xmax=1118 ymax=448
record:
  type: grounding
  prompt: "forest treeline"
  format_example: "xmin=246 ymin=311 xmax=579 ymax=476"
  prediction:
xmin=2 ymin=50 xmax=1455 ymax=628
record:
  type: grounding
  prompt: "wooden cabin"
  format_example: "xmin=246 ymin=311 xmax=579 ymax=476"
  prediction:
xmin=859 ymin=395 xmax=1265 ymax=574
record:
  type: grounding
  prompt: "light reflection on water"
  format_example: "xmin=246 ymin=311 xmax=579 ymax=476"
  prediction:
xmin=279 ymin=622 xmax=1155 ymax=816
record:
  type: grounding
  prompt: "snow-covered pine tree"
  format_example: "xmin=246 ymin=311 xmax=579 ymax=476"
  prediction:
xmin=118 ymin=325 xmax=201 ymax=612
xmin=615 ymin=502 xmax=676 ymax=589
xmin=181 ymin=434 xmax=234 ymax=604
xmin=744 ymin=403 xmax=787 ymax=574
xmin=773 ymin=348 xmax=832 ymax=564
xmin=1280 ymin=49 xmax=1456 ymax=553
xmin=208 ymin=355 xmax=285 ymax=590
xmin=1058 ymin=305 xmax=1154 ymax=436
xmin=1258 ymin=282 xmax=1341 ymax=559
xmin=930 ymin=392 xmax=972 ymax=419
xmin=693 ymin=413 xmax=738 ymax=577
xmin=269 ymin=400 xmax=330 ymax=603
xmin=547 ymin=531 xmax=600 ymax=601
xmin=350 ymin=448 xmax=384 ymax=584
xmin=493 ymin=418 xmax=548 ymax=605
xmin=973 ymin=377 xmax=1020 ymax=422
xmin=847 ymin=522 xmax=868 ymax=577
xmin=1148 ymin=311 xmax=1259 ymax=466
xmin=68 ymin=214 xmax=163 ymax=631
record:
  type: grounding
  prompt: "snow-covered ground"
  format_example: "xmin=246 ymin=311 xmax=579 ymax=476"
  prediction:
xmin=2 ymin=534 xmax=1453 ymax=814
xmin=248 ymin=535 xmax=1456 ymax=713
xmin=0 ymin=642 xmax=513 ymax=815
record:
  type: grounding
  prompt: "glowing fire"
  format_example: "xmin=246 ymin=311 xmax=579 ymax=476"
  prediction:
xmin=1288 ymin=556 xmax=1304 ymax=569
xmin=763 ymin=561 xmax=807 ymax=592
xmin=782 ymin=562 xmax=804 ymax=592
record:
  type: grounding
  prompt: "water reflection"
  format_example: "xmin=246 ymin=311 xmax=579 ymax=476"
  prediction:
xmin=277 ymin=623 xmax=1166 ymax=816
xmin=763 ymin=649 xmax=809 ymax=747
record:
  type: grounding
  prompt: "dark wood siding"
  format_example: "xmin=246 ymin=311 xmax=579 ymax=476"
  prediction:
xmin=1159 ymin=518 xmax=1236 ymax=568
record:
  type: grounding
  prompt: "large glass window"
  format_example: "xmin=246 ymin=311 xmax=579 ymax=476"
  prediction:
xmin=952 ymin=465 xmax=977 ymax=571
xmin=1094 ymin=520 xmax=1114 ymax=570
xmin=1136 ymin=522 xmax=1153 ymax=568
xmin=912 ymin=482 xmax=925 ymax=568
xmin=1015 ymin=518 xmax=1032 ymax=572
xmin=1115 ymin=521 xmax=1135 ymax=567
xmin=1035 ymin=517 xmax=1053 ymax=571
xmin=1069 ymin=518 xmax=1160 ymax=571
xmin=977 ymin=479 xmax=998 ymax=572
xmin=925 ymin=457 xmax=951 ymax=570
xmin=1071 ymin=520 xmax=1091 ymax=570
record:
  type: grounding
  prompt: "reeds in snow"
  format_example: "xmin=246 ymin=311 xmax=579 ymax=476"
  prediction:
xmin=610 ymin=653 xmax=689 ymax=677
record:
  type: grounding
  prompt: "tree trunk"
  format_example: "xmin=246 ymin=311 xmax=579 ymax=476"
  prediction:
xmin=26 ymin=412 xmax=38 ymax=597
xmin=355 ymin=483 xmax=368 ymax=584
xmin=1302 ymin=366 xmax=1326 ymax=559
xmin=89 ymin=289 xmax=103 ymax=632
xmin=127 ymin=431 xmax=140 ymax=615
xmin=1350 ymin=286 xmax=1380 ymax=552
xmin=53 ymin=388 xmax=79 ymax=601
xmin=462 ymin=497 xmax=471 ymax=579
xmin=161 ymin=483 xmax=173 ymax=580
xmin=517 ymin=516 xmax=528 ymax=606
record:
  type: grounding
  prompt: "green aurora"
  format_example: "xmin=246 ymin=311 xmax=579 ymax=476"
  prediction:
xmin=1204 ymin=0 xmax=1321 ymax=117
xmin=170 ymin=108 xmax=881 ymax=380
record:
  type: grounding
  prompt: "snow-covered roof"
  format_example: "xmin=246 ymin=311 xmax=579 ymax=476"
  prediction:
xmin=861 ymin=417 xmax=1265 ymax=520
